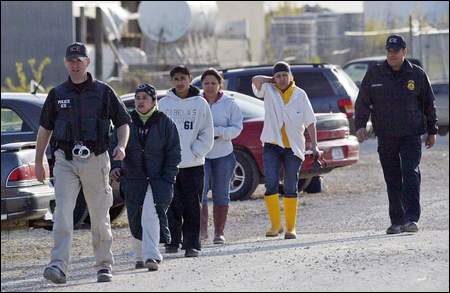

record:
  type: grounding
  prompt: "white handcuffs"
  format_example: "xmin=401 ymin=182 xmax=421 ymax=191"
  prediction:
xmin=72 ymin=142 xmax=91 ymax=159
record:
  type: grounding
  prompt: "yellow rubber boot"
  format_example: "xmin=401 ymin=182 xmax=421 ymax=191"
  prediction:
xmin=283 ymin=197 xmax=298 ymax=239
xmin=264 ymin=194 xmax=283 ymax=237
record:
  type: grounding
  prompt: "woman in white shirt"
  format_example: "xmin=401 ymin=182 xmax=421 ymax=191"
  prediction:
xmin=200 ymin=68 xmax=243 ymax=244
xmin=251 ymin=61 xmax=320 ymax=239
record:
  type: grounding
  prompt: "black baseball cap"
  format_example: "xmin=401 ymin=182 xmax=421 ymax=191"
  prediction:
xmin=65 ymin=42 xmax=88 ymax=59
xmin=273 ymin=61 xmax=291 ymax=75
xmin=385 ymin=34 xmax=406 ymax=50
xmin=135 ymin=83 xmax=157 ymax=99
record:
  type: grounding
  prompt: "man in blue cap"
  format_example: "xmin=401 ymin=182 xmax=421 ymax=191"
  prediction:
xmin=37 ymin=41 xmax=131 ymax=283
xmin=355 ymin=34 xmax=438 ymax=234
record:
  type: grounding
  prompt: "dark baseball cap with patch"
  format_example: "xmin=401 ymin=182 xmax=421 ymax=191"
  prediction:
xmin=135 ymin=83 xmax=157 ymax=99
xmin=385 ymin=34 xmax=406 ymax=50
xmin=65 ymin=42 xmax=88 ymax=59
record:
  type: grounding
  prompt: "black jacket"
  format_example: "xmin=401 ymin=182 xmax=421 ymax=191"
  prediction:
xmin=355 ymin=60 xmax=438 ymax=137
xmin=112 ymin=109 xmax=181 ymax=206
xmin=40 ymin=72 xmax=130 ymax=158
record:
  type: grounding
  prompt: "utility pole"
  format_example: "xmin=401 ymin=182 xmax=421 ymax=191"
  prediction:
xmin=95 ymin=7 xmax=103 ymax=80
xmin=409 ymin=15 xmax=414 ymax=57
xmin=79 ymin=7 xmax=87 ymax=43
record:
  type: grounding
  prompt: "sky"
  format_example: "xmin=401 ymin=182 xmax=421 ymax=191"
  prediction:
xmin=265 ymin=1 xmax=364 ymax=13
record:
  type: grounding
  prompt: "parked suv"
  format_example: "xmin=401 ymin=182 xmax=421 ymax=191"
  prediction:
xmin=192 ymin=63 xmax=359 ymax=134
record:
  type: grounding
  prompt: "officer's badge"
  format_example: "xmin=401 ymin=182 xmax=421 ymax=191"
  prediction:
xmin=407 ymin=80 xmax=415 ymax=91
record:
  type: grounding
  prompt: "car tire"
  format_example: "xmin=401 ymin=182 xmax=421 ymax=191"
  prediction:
xmin=230 ymin=150 xmax=260 ymax=201
xmin=438 ymin=126 xmax=449 ymax=136
xmin=304 ymin=176 xmax=323 ymax=193
xmin=298 ymin=177 xmax=313 ymax=192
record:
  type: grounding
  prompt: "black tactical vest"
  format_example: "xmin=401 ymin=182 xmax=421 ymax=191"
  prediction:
xmin=52 ymin=80 xmax=111 ymax=158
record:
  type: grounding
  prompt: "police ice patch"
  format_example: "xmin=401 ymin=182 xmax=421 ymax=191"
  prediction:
xmin=407 ymin=80 xmax=415 ymax=91
xmin=57 ymin=99 xmax=71 ymax=108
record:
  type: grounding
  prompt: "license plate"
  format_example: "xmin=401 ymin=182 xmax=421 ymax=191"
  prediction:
xmin=332 ymin=147 xmax=344 ymax=160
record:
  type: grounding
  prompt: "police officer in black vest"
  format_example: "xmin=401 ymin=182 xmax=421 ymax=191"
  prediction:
xmin=35 ymin=42 xmax=131 ymax=283
xmin=355 ymin=34 xmax=438 ymax=235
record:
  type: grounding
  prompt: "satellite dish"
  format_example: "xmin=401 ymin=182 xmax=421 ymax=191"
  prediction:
xmin=138 ymin=1 xmax=191 ymax=43
xmin=137 ymin=1 xmax=218 ymax=43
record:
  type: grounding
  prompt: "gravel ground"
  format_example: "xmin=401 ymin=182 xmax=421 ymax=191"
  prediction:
xmin=1 ymin=135 xmax=448 ymax=292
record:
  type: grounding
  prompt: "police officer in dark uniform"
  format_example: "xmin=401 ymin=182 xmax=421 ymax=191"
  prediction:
xmin=35 ymin=42 xmax=131 ymax=283
xmin=355 ymin=34 xmax=438 ymax=235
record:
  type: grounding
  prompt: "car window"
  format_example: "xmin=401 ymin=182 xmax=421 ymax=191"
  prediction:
xmin=333 ymin=67 xmax=359 ymax=99
xmin=343 ymin=63 xmax=369 ymax=86
xmin=236 ymin=75 xmax=255 ymax=97
xmin=432 ymin=83 xmax=449 ymax=95
xmin=1 ymin=108 xmax=32 ymax=133
xmin=293 ymin=72 xmax=336 ymax=98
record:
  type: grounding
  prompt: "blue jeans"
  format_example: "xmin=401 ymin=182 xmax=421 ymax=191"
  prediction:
xmin=377 ymin=135 xmax=422 ymax=225
xmin=263 ymin=143 xmax=302 ymax=198
xmin=202 ymin=153 xmax=236 ymax=205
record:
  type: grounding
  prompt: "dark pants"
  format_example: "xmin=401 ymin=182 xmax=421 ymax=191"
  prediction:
xmin=167 ymin=166 xmax=204 ymax=250
xmin=122 ymin=181 xmax=171 ymax=243
xmin=377 ymin=135 xmax=422 ymax=225
xmin=263 ymin=143 xmax=303 ymax=198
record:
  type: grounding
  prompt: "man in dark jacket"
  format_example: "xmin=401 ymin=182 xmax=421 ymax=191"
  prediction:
xmin=355 ymin=34 xmax=438 ymax=235
xmin=110 ymin=84 xmax=181 ymax=271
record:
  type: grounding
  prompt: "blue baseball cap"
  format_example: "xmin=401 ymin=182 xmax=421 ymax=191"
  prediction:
xmin=65 ymin=42 xmax=88 ymax=59
xmin=385 ymin=34 xmax=406 ymax=50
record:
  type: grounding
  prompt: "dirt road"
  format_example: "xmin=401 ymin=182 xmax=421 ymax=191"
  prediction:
xmin=1 ymin=135 xmax=448 ymax=291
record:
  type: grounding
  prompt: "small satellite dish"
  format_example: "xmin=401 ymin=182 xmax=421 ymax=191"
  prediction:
xmin=137 ymin=1 xmax=218 ymax=43
xmin=138 ymin=1 xmax=191 ymax=43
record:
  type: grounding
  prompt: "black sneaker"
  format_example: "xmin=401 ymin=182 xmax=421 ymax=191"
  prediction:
xmin=145 ymin=259 xmax=159 ymax=271
xmin=135 ymin=261 xmax=145 ymax=269
xmin=43 ymin=266 xmax=66 ymax=284
xmin=402 ymin=222 xmax=419 ymax=233
xmin=97 ymin=268 xmax=112 ymax=282
xmin=386 ymin=224 xmax=402 ymax=234
xmin=185 ymin=248 xmax=199 ymax=258
xmin=165 ymin=244 xmax=179 ymax=254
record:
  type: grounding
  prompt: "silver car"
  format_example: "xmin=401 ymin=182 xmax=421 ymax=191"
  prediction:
xmin=1 ymin=142 xmax=54 ymax=222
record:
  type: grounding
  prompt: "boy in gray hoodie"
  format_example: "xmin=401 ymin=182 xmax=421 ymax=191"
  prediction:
xmin=158 ymin=65 xmax=214 ymax=257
